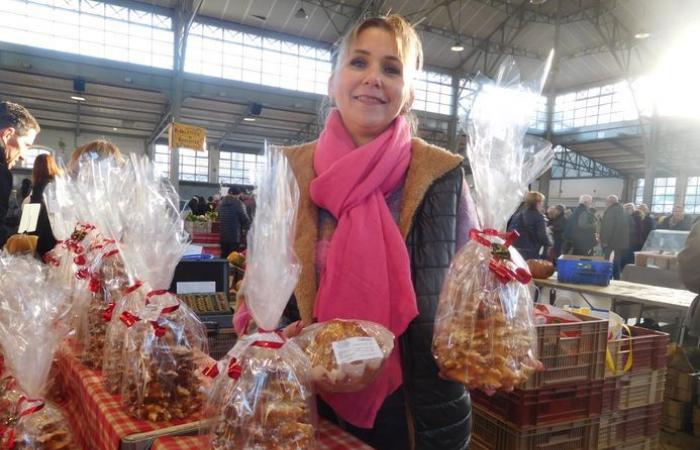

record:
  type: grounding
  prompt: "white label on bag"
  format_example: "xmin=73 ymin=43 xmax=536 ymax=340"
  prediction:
xmin=332 ymin=337 xmax=383 ymax=364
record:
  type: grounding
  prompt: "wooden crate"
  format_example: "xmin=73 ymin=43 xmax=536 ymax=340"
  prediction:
xmin=666 ymin=369 xmax=699 ymax=403
xmin=663 ymin=398 xmax=694 ymax=431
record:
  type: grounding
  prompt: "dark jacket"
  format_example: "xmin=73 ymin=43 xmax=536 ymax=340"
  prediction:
xmin=218 ymin=194 xmax=250 ymax=244
xmin=658 ymin=214 xmax=693 ymax=231
xmin=679 ymin=222 xmax=700 ymax=336
xmin=549 ymin=213 xmax=567 ymax=256
xmin=279 ymin=139 xmax=471 ymax=450
xmin=602 ymin=202 xmax=629 ymax=250
xmin=29 ymin=180 xmax=57 ymax=258
xmin=564 ymin=204 xmax=598 ymax=256
xmin=641 ymin=214 xmax=655 ymax=245
xmin=0 ymin=146 xmax=12 ymax=247
xmin=629 ymin=211 xmax=644 ymax=250
xmin=508 ymin=207 xmax=551 ymax=260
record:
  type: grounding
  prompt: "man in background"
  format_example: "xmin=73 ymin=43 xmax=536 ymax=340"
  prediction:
xmin=564 ymin=194 xmax=598 ymax=256
xmin=0 ymin=101 xmax=40 ymax=247
xmin=218 ymin=186 xmax=250 ymax=258
xmin=658 ymin=204 xmax=693 ymax=231
xmin=601 ymin=195 xmax=629 ymax=279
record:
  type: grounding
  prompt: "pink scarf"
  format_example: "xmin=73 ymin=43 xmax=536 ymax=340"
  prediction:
xmin=309 ymin=109 xmax=419 ymax=428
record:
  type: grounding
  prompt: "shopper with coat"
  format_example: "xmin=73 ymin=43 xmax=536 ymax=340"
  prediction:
xmin=508 ymin=191 xmax=552 ymax=260
xmin=679 ymin=222 xmax=700 ymax=337
xmin=547 ymin=204 xmax=567 ymax=262
xmin=30 ymin=154 xmax=62 ymax=258
xmin=564 ymin=194 xmax=598 ymax=256
xmin=601 ymin=195 xmax=629 ymax=279
xmin=218 ymin=186 xmax=250 ymax=258
xmin=234 ymin=15 xmax=477 ymax=450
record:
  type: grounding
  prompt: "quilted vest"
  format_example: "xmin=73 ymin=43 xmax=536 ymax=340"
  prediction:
xmin=402 ymin=166 xmax=472 ymax=450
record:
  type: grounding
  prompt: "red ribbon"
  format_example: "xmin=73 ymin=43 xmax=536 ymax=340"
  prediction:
xmin=89 ymin=277 xmax=102 ymax=294
xmin=470 ymin=228 xmax=532 ymax=285
xmin=73 ymin=254 xmax=86 ymax=266
xmin=123 ymin=282 xmax=143 ymax=295
xmin=151 ymin=322 xmax=167 ymax=337
xmin=227 ymin=358 xmax=242 ymax=379
xmin=75 ymin=268 xmax=89 ymax=280
xmin=1 ymin=397 xmax=45 ymax=450
xmin=160 ymin=303 xmax=180 ymax=314
xmin=119 ymin=311 xmax=140 ymax=327
xmin=102 ymin=303 xmax=116 ymax=322
xmin=146 ymin=290 xmax=169 ymax=301
xmin=104 ymin=249 xmax=119 ymax=258
xmin=42 ymin=252 xmax=60 ymax=267
xmin=203 ymin=364 xmax=220 ymax=378
xmin=251 ymin=340 xmax=284 ymax=349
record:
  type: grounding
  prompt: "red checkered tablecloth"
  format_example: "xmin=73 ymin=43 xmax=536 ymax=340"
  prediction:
xmin=151 ymin=420 xmax=374 ymax=450
xmin=56 ymin=345 xmax=203 ymax=450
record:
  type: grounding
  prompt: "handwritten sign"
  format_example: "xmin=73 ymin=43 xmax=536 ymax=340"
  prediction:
xmin=168 ymin=122 xmax=207 ymax=152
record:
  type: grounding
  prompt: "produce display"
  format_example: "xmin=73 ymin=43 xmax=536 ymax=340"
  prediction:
xmin=432 ymin=59 xmax=554 ymax=393
xmin=294 ymin=319 xmax=394 ymax=393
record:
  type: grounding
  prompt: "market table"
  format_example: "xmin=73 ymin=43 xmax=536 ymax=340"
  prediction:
xmin=55 ymin=345 xmax=204 ymax=450
xmin=533 ymin=275 xmax=696 ymax=341
xmin=150 ymin=421 xmax=374 ymax=450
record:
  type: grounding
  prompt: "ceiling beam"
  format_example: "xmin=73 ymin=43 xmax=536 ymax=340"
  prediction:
xmin=468 ymin=0 xmax=618 ymax=25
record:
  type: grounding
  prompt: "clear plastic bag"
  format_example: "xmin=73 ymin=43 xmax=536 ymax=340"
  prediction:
xmin=293 ymin=320 xmax=394 ymax=393
xmin=0 ymin=254 xmax=75 ymax=450
xmin=207 ymin=333 xmax=316 ymax=450
xmin=433 ymin=56 xmax=556 ymax=392
xmin=241 ymin=145 xmax=300 ymax=331
xmin=120 ymin=291 xmax=207 ymax=422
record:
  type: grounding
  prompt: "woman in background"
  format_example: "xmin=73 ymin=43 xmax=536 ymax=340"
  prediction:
xmin=30 ymin=153 xmax=62 ymax=258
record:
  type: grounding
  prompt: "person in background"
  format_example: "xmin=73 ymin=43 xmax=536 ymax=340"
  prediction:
xmin=241 ymin=189 xmax=256 ymax=220
xmin=187 ymin=197 xmax=199 ymax=215
xmin=547 ymin=204 xmax=567 ymax=262
xmin=564 ymin=194 xmax=598 ymax=256
xmin=196 ymin=196 xmax=208 ymax=215
xmin=508 ymin=191 xmax=551 ymax=260
xmin=601 ymin=195 xmax=629 ymax=279
xmin=206 ymin=196 xmax=216 ymax=212
xmin=235 ymin=15 xmax=478 ymax=449
xmin=19 ymin=178 xmax=31 ymax=206
xmin=622 ymin=203 xmax=642 ymax=269
xmin=30 ymin=154 xmax=62 ymax=259
xmin=218 ymin=186 xmax=250 ymax=258
xmin=658 ymin=204 xmax=693 ymax=231
xmin=679 ymin=221 xmax=700 ymax=338
xmin=638 ymin=203 xmax=655 ymax=245
xmin=68 ymin=139 xmax=124 ymax=175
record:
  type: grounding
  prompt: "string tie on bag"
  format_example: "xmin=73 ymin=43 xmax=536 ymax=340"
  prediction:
xmin=1 ymin=397 xmax=45 ymax=450
xmin=470 ymin=228 xmax=532 ymax=285
xmin=102 ymin=303 xmax=116 ymax=322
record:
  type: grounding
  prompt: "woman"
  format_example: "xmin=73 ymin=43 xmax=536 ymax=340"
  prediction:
xmin=30 ymin=154 xmax=62 ymax=258
xmin=508 ymin=191 xmax=551 ymax=260
xmin=235 ymin=15 xmax=476 ymax=450
xmin=68 ymin=139 xmax=125 ymax=175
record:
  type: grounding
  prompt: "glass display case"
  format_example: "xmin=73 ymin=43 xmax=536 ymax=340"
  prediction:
xmin=641 ymin=230 xmax=690 ymax=255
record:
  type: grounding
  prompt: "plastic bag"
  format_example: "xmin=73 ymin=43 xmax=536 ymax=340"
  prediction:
xmin=0 ymin=254 xmax=75 ymax=450
xmin=293 ymin=319 xmax=394 ymax=393
xmin=205 ymin=145 xmax=317 ymax=448
xmin=433 ymin=55 xmax=555 ymax=392
xmin=241 ymin=144 xmax=300 ymax=331
xmin=120 ymin=292 xmax=207 ymax=421
xmin=207 ymin=333 xmax=315 ymax=450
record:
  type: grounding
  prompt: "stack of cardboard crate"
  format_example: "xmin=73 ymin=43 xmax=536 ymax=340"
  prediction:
xmin=663 ymin=347 xmax=700 ymax=434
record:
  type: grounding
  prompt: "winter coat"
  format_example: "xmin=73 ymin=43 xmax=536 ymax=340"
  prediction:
xmin=641 ymin=215 xmax=655 ymax=245
xmin=565 ymin=204 xmax=598 ymax=255
xmin=549 ymin=213 xmax=567 ymax=255
xmin=282 ymin=138 xmax=472 ymax=450
xmin=218 ymin=195 xmax=250 ymax=244
xmin=679 ymin=222 xmax=700 ymax=336
xmin=658 ymin=214 xmax=693 ymax=231
xmin=601 ymin=202 xmax=629 ymax=251
xmin=629 ymin=211 xmax=644 ymax=250
xmin=0 ymin=146 xmax=12 ymax=247
xmin=29 ymin=180 xmax=56 ymax=258
xmin=508 ymin=207 xmax=551 ymax=260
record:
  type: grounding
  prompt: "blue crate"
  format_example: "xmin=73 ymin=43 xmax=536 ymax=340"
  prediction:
xmin=557 ymin=257 xmax=613 ymax=286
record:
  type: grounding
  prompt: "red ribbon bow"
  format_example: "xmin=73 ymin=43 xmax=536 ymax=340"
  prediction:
xmin=227 ymin=358 xmax=242 ymax=380
xmin=251 ymin=340 xmax=284 ymax=350
xmin=103 ymin=249 xmax=119 ymax=258
xmin=123 ymin=281 xmax=143 ymax=295
xmin=119 ymin=311 xmax=140 ymax=327
xmin=73 ymin=254 xmax=86 ymax=266
xmin=1 ymin=397 xmax=45 ymax=450
xmin=89 ymin=277 xmax=102 ymax=294
xmin=470 ymin=228 xmax=532 ymax=285
xmin=145 ymin=290 xmax=170 ymax=302
xmin=102 ymin=303 xmax=116 ymax=322
xmin=203 ymin=364 xmax=220 ymax=378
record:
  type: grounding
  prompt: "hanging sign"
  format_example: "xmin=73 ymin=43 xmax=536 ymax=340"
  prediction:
xmin=168 ymin=122 xmax=207 ymax=152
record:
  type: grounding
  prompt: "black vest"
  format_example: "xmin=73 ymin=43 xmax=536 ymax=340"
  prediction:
xmin=402 ymin=166 xmax=472 ymax=450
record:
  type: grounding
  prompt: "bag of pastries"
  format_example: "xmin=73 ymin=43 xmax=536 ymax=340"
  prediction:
xmin=206 ymin=333 xmax=315 ymax=450
xmin=0 ymin=254 xmax=75 ymax=450
xmin=293 ymin=319 xmax=394 ymax=393
xmin=432 ymin=58 xmax=555 ymax=393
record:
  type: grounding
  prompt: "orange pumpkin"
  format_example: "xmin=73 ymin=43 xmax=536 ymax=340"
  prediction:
xmin=527 ymin=259 xmax=555 ymax=279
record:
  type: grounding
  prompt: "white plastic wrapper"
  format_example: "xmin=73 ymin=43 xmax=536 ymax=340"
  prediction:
xmin=433 ymin=55 xmax=556 ymax=392
xmin=293 ymin=320 xmax=394 ymax=393
xmin=205 ymin=333 xmax=316 ymax=450
xmin=241 ymin=144 xmax=300 ymax=331
xmin=0 ymin=254 xmax=75 ymax=450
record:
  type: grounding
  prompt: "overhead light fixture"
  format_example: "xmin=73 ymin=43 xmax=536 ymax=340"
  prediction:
xmin=451 ymin=41 xmax=465 ymax=52
xmin=243 ymin=117 xmax=256 ymax=122
xmin=529 ymin=0 xmax=547 ymax=4
xmin=112 ymin=127 xmax=118 ymax=131
xmin=295 ymin=1 xmax=308 ymax=19
xmin=70 ymin=95 xmax=86 ymax=101
xmin=634 ymin=32 xmax=651 ymax=39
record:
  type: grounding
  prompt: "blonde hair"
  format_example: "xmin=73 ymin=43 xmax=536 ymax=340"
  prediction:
xmin=333 ymin=15 xmax=423 ymax=124
xmin=68 ymin=139 xmax=125 ymax=175
xmin=525 ymin=191 xmax=545 ymax=209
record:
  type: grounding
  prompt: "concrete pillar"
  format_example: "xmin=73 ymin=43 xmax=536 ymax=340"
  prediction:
xmin=208 ymin=145 xmax=220 ymax=184
xmin=447 ymin=73 xmax=461 ymax=154
xmin=675 ymin=171 xmax=688 ymax=208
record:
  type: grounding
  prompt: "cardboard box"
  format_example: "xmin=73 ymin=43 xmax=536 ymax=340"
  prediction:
xmin=665 ymin=398 xmax=694 ymax=419
xmin=666 ymin=368 xmax=698 ymax=402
